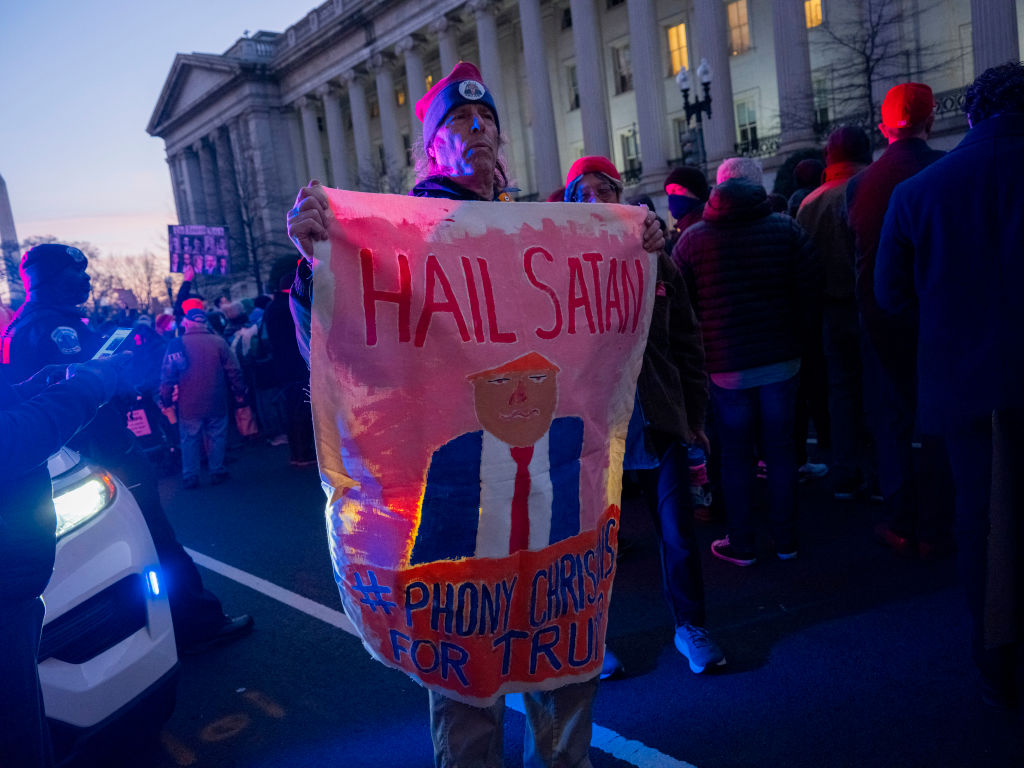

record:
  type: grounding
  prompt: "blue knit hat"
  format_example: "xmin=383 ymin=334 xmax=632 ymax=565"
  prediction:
xmin=415 ymin=62 xmax=499 ymax=147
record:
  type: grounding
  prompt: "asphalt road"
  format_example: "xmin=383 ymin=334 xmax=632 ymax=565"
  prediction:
xmin=80 ymin=439 xmax=1023 ymax=767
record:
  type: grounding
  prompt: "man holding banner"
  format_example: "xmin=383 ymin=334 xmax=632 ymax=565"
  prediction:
xmin=287 ymin=62 xmax=663 ymax=767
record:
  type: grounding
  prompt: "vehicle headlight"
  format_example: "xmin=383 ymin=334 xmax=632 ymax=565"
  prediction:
xmin=52 ymin=471 xmax=117 ymax=538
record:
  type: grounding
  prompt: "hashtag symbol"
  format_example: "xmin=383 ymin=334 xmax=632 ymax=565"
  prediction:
xmin=352 ymin=570 xmax=397 ymax=615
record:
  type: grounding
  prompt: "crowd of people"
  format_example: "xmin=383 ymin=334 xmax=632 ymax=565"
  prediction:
xmin=1 ymin=56 xmax=1020 ymax=768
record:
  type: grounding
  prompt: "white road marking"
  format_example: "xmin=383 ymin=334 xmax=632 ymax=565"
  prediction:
xmin=188 ymin=548 xmax=698 ymax=768
xmin=185 ymin=548 xmax=357 ymax=635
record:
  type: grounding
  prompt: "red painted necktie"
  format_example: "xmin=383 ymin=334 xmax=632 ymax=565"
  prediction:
xmin=509 ymin=445 xmax=534 ymax=553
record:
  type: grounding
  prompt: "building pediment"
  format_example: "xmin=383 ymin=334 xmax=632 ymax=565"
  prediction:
xmin=147 ymin=54 xmax=252 ymax=137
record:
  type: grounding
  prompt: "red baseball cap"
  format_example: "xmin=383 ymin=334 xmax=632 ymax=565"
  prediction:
xmin=881 ymin=83 xmax=935 ymax=129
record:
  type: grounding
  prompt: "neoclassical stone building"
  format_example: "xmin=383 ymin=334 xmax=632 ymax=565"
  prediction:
xmin=147 ymin=0 xmax=1021 ymax=287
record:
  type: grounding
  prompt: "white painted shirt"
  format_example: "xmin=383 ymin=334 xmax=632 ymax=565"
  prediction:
xmin=474 ymin=430 xmax=554 ymax=558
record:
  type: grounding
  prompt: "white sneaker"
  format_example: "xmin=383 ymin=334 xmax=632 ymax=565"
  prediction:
xmin=798 ymin=462 xmax=829 ymax=478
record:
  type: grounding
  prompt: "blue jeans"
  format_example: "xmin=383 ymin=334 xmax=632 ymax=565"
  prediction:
xmin=636 ymin=441 xmax=705 ymax=626
xmin=428 ymin=675 xmax=598 ymax=768
xmin=711 ymin=374 xmax=800 ymax=555
xmin=179 ymin=414 xmax=228 ymax=480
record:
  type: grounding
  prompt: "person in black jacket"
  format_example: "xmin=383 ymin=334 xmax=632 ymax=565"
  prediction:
xmin=263 ymin=273 xmax=315 ymax=466
xmin=1 ymin=244 xmax=253 ymax=655
xmin=664 ymin=164 xmax=709 ymax=257
xmin=674 ymin=158 xmax=822 ymax=567
xmin=0 ymin=356 xmax=127 ymax=768
xmin=846 ymin=82 xmax=954 ymax=559
xmin=566 ymin=156 xmax=725 ymax=678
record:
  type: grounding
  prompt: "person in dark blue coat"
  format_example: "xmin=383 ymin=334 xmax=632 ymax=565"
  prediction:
xmin=875 ymin=61 xmax=1024 ymax=709
xmin=0 ymin=355 xmax=127 ymax=768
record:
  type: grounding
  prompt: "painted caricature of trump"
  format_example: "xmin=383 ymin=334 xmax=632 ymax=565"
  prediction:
xmin=409 ymin=352 xmax=584 ymax=565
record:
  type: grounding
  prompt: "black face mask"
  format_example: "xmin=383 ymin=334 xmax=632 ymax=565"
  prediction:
xmin=668 ymin=194 xmax=702 ymax=221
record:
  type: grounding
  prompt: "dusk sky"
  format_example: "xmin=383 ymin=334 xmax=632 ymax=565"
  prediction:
xmin=0 ymin=1 xmax=303 ymax=259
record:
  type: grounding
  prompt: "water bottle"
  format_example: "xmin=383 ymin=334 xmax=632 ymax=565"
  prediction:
xmin=687 ymin=444 xmax=708 ymax=487
xmin=687 ymin=444 xmax=714 ymax=517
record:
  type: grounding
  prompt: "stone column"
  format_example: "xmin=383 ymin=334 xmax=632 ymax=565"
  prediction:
xmin=213 ymin=126 xmax=247 ymax=268
xmin=371 ymin=53 xmax=406 ymax=189
xmin=469 ymin=0 xmax=504 ymax=113
xmin=970 ymin=0 xmax=1020 ymax=77
xmin=173 ymin=154 xmax=193 ymax=224
xmin=772 ymin=0 xmax=816 ymax=152
xmin=166 ymin=154 xmax=187 ymax=224
xmin=430 ymin=16 xmax=460 ymax=75
xmin=234 ymin=109 xmax=302 ymax=285
xmin=286 ymin=109 xmax=308 ymax=188
xmin=182 ymin=146 xmax=208 ymax=224
xmin=517 ymin=0 xmax=562 ymax=196
xmin=343 ymin=69 xmax=376 ymax=191
xmin=569 ymin=0 xmax=611 ymax=158
xmin=397 ymin=35 xmax=427 ymax=126
xmin=691 ymin=0 xmax=737 ymax=164
xmin=196 ymin=139 xmax=224 ymax=224
xmin=627 ymin=0 xmax=669 ymax=183
xmin=298 ymin=96 xmax=328 ymax=183
xmin=318 ymin=83 xmax=352 ymax=189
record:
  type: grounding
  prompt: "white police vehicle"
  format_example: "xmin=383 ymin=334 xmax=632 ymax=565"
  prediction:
xmin=42 ymin=447 xmax=179 ymax=763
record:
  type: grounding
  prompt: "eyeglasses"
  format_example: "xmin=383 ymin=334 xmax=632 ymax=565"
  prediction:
xmin=580 ymin=183 xmax=618 ymax=203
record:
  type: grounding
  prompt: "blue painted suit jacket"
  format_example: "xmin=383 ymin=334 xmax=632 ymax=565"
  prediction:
xmin=409 ymin=416 xmax=584 ymax=565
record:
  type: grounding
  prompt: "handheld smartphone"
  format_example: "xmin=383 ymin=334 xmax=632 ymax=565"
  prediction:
xmin=92 ymin=328 xmax=134 ymax=360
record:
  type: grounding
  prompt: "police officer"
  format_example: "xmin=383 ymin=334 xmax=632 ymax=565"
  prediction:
xmin=1 ymin=243 xmax=253 ymax=654
xmin=1 ymin=355 xmax=128 ymax=767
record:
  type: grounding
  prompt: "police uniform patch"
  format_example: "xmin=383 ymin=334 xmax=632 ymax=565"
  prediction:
xmin=51 ymin=326 xmax=82 ymax=355
xmin=459 ymin=80 xmax=485 ymax=100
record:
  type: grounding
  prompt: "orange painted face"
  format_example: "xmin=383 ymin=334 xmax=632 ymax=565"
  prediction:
xmin=472 ymin=367 xmax=558 ymax=447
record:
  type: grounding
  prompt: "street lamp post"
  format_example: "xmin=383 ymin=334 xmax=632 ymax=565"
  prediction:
xmin=676 ymin=58 xmax=713 ymax=170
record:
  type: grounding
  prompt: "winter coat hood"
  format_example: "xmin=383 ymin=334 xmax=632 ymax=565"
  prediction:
xmin=703 ymin=179 xmax=772 ymax=225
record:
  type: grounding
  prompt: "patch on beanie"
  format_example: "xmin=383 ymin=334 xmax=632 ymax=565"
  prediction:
xmin=67 ymin=247 xmax=86 ymax=263
xmin=459 ymin=80 xmax=486 ymax=101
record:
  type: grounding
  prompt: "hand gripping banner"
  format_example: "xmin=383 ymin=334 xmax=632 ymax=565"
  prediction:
xmin=309 ymin=189 xmax=655 ymax=706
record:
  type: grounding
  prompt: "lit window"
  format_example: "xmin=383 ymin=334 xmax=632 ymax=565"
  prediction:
xmin=425 ymin=74 xmax=434 ymax=90
xmin=396 ymin=88 xmax=406 ymax=106
xmin=667 ymin=23 xmax=689 ymax=76
xmin=567 ymin=65 xmax=580 ymax=111
xmin=735 ymin=97 xmax=758 ymax=150
xmin=805 ymin=0 xmax=822 ymax=28
xmin=727 ymin=0 xmax=751 ymax=56
xmin=612 ymin=44 xmax=633 ymax=94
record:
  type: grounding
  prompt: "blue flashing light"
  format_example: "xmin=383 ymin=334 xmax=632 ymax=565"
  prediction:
xmin=145 ymin=568 xmax=161 ymax=597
